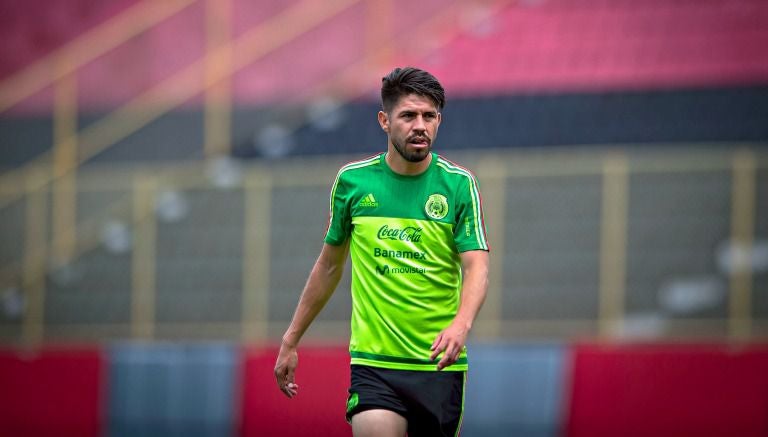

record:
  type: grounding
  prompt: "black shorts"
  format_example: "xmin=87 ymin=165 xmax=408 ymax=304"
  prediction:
xmin=345 ymin=364 xmax=466 ymax=437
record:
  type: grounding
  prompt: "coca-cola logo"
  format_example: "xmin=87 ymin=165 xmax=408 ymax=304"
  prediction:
xmin=377 ymin=225 xmax=423 ymax=242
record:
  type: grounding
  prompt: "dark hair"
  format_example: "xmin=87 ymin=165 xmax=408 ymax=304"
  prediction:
xmin=381 ymin=67 xmax=445 ymax=113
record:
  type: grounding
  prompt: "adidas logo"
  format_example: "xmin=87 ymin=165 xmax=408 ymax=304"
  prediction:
xmin=358 ymin=193 xmax=379 ymax=208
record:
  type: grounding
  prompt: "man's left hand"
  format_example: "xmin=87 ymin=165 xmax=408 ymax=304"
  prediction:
xmin=429 ymin=322 xmax=468 ymax=371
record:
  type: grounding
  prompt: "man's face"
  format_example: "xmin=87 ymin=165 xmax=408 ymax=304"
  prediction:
xmin=378 ymin=94 xmax=441 ymax=163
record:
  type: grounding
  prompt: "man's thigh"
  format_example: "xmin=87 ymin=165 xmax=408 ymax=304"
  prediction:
xmin=351 ymin=409 xmax=407 ymax=437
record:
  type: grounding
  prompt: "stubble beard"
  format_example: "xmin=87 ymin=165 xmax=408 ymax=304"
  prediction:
xmin=392 ymin=138 xmax=432 ymax=163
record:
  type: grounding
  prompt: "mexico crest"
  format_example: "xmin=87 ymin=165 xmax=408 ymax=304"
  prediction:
xmin=425 ymin=194 xmax=449 ymax=220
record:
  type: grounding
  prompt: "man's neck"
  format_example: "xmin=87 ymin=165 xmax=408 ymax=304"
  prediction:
xmin=385 ymin=147 xmax=432 ymax=176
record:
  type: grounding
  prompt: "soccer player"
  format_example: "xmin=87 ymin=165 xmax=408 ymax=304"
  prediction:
xmin=274 ymin=67 xmax=489 ymax=437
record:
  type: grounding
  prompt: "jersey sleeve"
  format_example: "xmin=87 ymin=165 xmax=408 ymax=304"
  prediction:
xmin=453 ymin=172 xmax=490 ymax=252
xmin=324 ymin=169 xmax=352 ymax=245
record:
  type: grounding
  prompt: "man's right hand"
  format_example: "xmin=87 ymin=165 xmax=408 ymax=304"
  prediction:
xmin=274 ymin=342 xmax=299 ymax=398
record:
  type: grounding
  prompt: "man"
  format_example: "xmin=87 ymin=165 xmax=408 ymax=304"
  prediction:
xmin=274 ymin=67 xmax=489 ymax=437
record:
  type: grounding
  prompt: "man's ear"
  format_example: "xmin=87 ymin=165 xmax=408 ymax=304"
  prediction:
xmin=377 ymin=110 xmax=389 ymax=133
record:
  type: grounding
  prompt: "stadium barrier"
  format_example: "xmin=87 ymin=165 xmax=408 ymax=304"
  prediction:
xmin=1 ymin=342 xmax=768 ymax=436
xmin=567 ymin=342 xmax=768 ymax=437
xmin=108 ymin=342 xmax=237 ymax=437
xmin=0 ymin=346 xmax=104 ymax=437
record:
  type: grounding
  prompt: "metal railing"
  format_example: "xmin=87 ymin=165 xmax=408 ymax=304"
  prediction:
xmin=1 ymin=146 xmax=764 ymax=345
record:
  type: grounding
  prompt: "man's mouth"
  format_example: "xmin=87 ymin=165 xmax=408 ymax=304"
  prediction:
xmin=408 ymin=137 xmax=430 ymax=147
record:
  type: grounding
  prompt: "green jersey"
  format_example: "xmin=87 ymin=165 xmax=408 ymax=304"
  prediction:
xmin=324 ymin=152 xmax=489 ymax=371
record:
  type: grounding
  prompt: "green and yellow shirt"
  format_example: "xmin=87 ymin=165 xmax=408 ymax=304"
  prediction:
xmin=325 ymin=152 xmax=489 ymax=371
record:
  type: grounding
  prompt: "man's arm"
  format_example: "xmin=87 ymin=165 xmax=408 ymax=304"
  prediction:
xmin=430 ymin=249 xmax=489 ymax=370
xmin=274 ymin=241 xmax=349 ymax=398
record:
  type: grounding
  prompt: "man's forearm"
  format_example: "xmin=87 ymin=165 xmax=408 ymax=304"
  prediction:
xmin=282 ymin=245 xmax=347 ymax=347
xmin=430 ymin=250 xmax=489 ymax=369
xmin=275 ymin=242 xmax=347 ymax=398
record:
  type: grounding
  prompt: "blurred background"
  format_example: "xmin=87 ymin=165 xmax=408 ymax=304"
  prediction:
xmin=1 ymin=0 xmax=767 ymax=435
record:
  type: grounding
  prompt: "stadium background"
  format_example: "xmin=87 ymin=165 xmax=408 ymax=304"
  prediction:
xmin=1 ymin=0 xmax=767 ymax=435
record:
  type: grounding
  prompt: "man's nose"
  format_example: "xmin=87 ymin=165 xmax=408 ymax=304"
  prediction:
xmin=413 ymin=116 xmax=426 ymax=132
